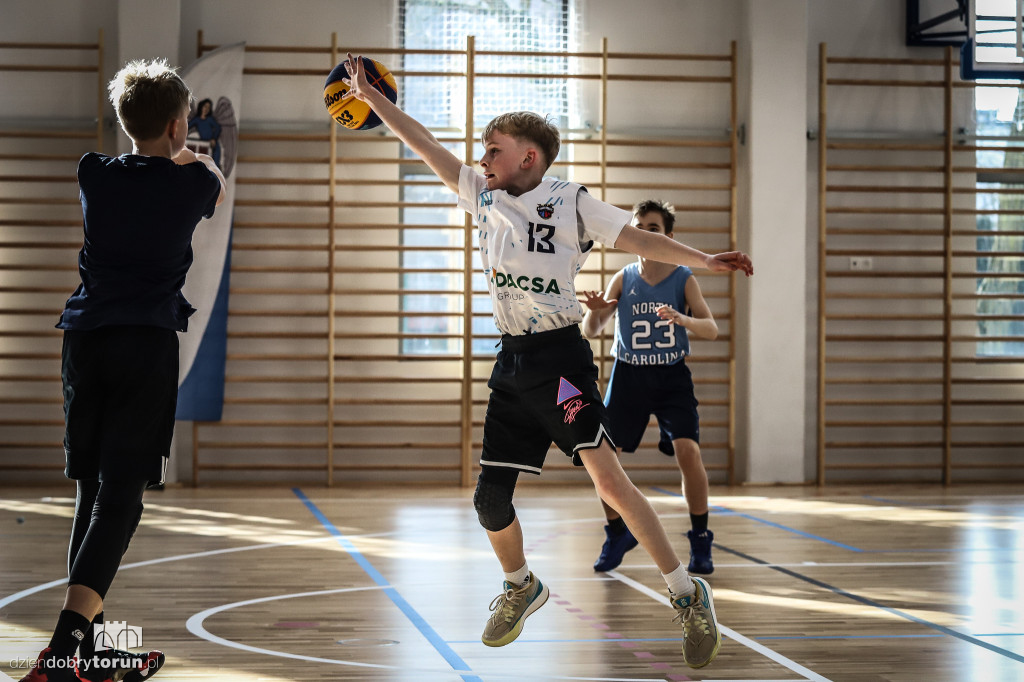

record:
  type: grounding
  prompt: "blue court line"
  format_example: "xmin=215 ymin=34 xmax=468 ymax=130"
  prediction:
xmin=716 ymin=542 xmax=1024 ymax=665
xmin=652 ymin=488 xmax=1013 ymax=555
xmin=292 ymin=488 xmax=481 ymax=682
xmin=650 ymin=487 xmax=863 ymax=552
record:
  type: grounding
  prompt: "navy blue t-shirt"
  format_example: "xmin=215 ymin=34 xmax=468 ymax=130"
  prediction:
xmin=56 ymin=152 xmax=220 ymax=332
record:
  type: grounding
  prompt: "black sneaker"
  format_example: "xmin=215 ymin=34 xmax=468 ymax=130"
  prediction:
xmin=19 ymin=647 xmax=77 ymax=682
xmin=75 ymin=649 xmax=164 ymax=682
xmin=686 ymin=529 xmax=714 ymax=575
xmin=593 ymin=523 xmax=639 ymax=572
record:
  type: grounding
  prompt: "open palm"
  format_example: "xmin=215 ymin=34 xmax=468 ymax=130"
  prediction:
xmin=580 ymin=290 xmax=618 ymax=311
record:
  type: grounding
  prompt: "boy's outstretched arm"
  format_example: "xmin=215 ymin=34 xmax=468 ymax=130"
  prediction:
xmin=344 ymin=53 xmax=462 ymax=192
xmin=614 ymin=224 xmax=754 ymax=276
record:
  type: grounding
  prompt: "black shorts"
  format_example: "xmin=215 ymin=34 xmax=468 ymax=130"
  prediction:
xmin=480 ymin=325 xmax=614 ymax=474
xmin=62 ymin=326 xmax=178 ymax=483
xmin=604 ymin=359 xmax=700 ymax=453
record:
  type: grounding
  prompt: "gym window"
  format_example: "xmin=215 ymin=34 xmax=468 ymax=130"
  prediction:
xmin=397 ymin=0 xmax=579 ymax=356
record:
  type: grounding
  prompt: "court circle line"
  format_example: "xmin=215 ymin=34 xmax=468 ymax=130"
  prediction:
xmin=184 ymin=585 xmax=404 ymax=671
xmin=2 ymin=529 xmax=673 ymax=680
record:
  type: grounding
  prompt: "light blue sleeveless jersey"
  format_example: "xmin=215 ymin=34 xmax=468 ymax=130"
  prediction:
xmin=612 ymin=263 xmax=691 ymax=365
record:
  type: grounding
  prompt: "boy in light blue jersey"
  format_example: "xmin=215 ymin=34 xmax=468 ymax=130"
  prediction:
xmin=583 ymin=200 xmax=718 ymax=576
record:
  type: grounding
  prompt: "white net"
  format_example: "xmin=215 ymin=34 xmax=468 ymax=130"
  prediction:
xmin=398 ymin=0 xmax=581 ymax=133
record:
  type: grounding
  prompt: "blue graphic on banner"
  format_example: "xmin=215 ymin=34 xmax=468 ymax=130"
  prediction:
xmin=175 ymin=42 xmax=244 ymax=421
xmin=176 ymin=238 xmax=232 ymax=420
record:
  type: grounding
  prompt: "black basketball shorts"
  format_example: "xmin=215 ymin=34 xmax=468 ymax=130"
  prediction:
xmin=61 ymin=325 xmax=178 ymax=483
xmin=604 ymin=358 xmax=700 ymax=453
xmin=480 ymin=324 xmax=615 ymax=474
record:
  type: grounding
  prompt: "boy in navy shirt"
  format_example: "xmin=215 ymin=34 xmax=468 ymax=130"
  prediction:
xmin=20 ymin=58 xmax=224 ymax=682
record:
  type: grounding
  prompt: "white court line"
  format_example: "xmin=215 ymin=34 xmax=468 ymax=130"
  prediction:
xmin=185 ymin=586 xmax=674 ymax=681
xmin=0 ymin=535 xmax=340 ymax=612
xmin=2 ymin=536 xmax=678 ymax=682
xmin=185 ymin=586 xmax=399 ymax=672
xmin=606 ymin=570 xmax=832 ymax=682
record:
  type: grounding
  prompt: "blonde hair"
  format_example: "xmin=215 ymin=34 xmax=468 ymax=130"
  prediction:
xmin=108 ymin=59 xmax=191 ymax=142
xmin=481 ymin=112 xmax=561 ymax=169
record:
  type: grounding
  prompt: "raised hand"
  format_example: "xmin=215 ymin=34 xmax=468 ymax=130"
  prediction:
xmin=580 ymin=290 xmax=618 ymax=311
xmin=342 ymin=53 xmax=372 ymax=102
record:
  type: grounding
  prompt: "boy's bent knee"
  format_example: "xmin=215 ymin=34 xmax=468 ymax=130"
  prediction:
xmin=474 ymin=466 xmax=519 ymax=532
xmin=474 ymin=478 xmax=516 ymax=532
xmin=674 ymin=439 xmax=702 ymax=460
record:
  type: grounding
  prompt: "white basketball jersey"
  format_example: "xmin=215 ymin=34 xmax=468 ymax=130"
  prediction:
xmin=458 ymin=165 xmax=629 ymax=335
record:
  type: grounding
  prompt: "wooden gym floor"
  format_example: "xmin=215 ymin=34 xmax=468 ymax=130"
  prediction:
xmin=0 ymin=482 xmax=1022 ymax=681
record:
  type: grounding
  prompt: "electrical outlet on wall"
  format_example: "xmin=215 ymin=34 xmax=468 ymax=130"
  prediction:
xmin=849 ymin=256 xmax=873 ymax=271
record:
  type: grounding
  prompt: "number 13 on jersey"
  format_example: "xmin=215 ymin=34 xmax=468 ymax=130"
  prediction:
xmin=527 ymin=222 xmax=555 ymax=253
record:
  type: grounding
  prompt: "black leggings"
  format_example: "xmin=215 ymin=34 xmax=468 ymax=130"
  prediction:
xmin=68 ymin=478 xmax=147 ymax=599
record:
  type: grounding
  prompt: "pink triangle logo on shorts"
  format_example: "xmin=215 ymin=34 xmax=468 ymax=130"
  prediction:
xmin=556 ymin=377 xmax=582 ymax=405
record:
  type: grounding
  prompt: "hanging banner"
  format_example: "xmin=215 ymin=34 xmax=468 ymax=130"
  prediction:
xmin=175 ymin=42 xmax=244 ymax=421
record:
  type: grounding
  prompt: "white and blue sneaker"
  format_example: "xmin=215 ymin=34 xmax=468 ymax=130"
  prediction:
xmin=671 ymin=576 xmax=721 ymax=668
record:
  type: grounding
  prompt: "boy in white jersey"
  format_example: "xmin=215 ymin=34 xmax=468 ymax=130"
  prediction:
xmin=583 ymin=200 xmax=718 ymax=577
xmin=342 ymin=54 xmax=752 ymax=669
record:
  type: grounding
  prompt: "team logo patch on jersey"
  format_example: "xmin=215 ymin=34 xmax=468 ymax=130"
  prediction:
xmin=536 ymin=201 xmax=555 ymax=219
xmin=556 ymin=377 xmax=582 ymax=405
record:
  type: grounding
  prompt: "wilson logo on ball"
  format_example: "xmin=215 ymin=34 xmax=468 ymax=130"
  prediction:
xmin=323 ymin=57 xmax=398 ymax=131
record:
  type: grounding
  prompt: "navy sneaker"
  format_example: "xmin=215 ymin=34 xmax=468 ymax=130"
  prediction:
xmin=593 ymin=523 xmax=639 ymax=572
xmin=686 ymin=529 xmax=714 ymax=575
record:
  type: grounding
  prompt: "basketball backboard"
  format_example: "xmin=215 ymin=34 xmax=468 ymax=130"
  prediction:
xmin=961 ymin=0 xmax=1024 ymax=79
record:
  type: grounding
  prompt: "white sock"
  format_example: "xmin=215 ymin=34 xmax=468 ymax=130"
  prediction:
xmin=504 ymin=563 xmax=530 ymax=587
xmin=663 ymin=563 xmax=694 ymax=597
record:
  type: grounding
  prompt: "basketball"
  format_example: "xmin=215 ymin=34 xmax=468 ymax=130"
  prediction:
xmin=323 ymin=57 xmax=397 ymax=131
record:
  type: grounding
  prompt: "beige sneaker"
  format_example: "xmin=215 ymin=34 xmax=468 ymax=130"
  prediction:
xmin=481 ymin=572 xmax=549 ymax=647
xmin=671 ymin=576 xmax=721 ymax=668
